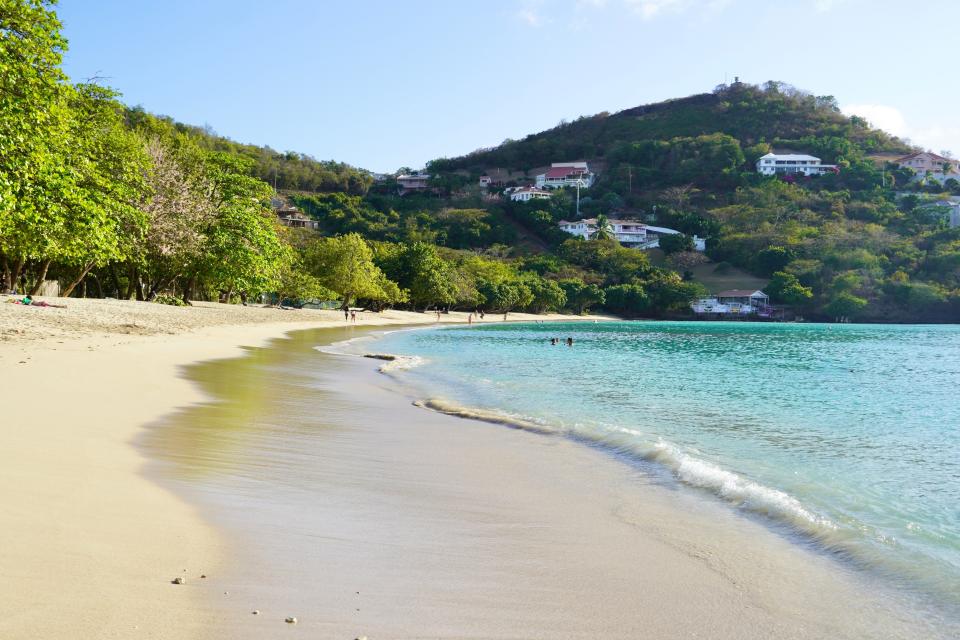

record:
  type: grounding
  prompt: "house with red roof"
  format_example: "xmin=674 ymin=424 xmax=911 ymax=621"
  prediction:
xmin=535 ymin=162 xmax=595 ymax=189
xmin=895 ymin=152 xmax=960 ymax=183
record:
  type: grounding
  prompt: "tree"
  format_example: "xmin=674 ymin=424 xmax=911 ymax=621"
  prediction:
xmin=590 ymin=214 xmax=615 ymax=241
xmin=824 ymin=291 xmax=867 ymax=319
xmin=304 ymin=233 xmax=393 ymax=309
xmin=754 ymin=245 xmax=794 ymax=276
xmin=766 ymin=271 xmax=813 ymax=305
xmin=376 ymin=241 xmax=458 ymax=310
xmin=522 ymin=275 xmax=566 ymax=313
xmin=559 ymin=278 xmax=605 ymax=314
xmin=603 ymin=283 xmax=650 ymax=316
xmin=188 ymin=152 xmax=287 ymax=302
xmin=658 ymin=233 xmax=695 ymax=255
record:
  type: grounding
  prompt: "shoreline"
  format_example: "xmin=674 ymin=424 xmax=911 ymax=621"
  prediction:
xmin=147 ymin=324 xmax=946 ymax=639
xmin=0 ymin=299 xmax=600 ymax=639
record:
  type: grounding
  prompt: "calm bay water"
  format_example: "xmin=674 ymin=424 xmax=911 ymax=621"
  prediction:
xmin=362 ymin=321 xmax=960 ymax=616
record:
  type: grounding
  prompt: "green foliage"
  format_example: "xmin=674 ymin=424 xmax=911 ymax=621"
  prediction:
xmin=603 ymin=283 xmax=650 ymax=316
xmin=766 ymin=271 xmax=813 ymax=305
xmin=153 ymin=293 xmax=186 ymax=306
xmin=559 ymin=279 xmax=605 ymax=314
xmin=824 ymin=292 xmax=868 ymax=318
xmin=658 ymin=233 xmax=695 ymax=255
xmin=303 ymin=233 xmax=394 ymax=308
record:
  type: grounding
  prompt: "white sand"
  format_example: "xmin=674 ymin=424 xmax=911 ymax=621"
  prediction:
xmin=0 ymin=297 xmax=603 ymax=639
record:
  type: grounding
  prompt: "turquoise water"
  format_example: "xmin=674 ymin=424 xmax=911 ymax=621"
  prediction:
xmin=363 ymin=321 xmax=960 ymax=618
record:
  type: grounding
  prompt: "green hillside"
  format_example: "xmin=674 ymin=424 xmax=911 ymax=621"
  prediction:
xmin=420 ymin=81 xmax=960 ymax=322
xmin=3 ymin=2 xmax=958 ymax=323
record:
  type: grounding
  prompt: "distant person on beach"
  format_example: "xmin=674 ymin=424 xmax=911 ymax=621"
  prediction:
xmin=9 ymin=295 xmax=66 ymax=308
xmin=344 ymin=309 xmax=349 ymax=321
xmin=566 ymin=337 xmax=574 ymax=346
xmin=468 ymin=313 xmax=473 ymax=325
xmin=503 ymin=311 xmax=508 ymax=321
xmin=350 ymin=310 xmax=357 ymax=322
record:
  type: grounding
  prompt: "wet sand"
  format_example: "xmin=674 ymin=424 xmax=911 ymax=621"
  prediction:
xmin=0 ymin=300 xmax=595 ymax=640
xmin=144 ymin=327 xmax=944 ymax=639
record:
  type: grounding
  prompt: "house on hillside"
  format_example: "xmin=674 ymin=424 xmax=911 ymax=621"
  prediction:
xmin=558 ymin=218 xmax=702 ymax=249
xmin=535 ymin=162 xmax=595 ymax=189
xmin=509 ymin=186 xmax=552 ymax=202
xmin=479 ymin=175 xmax=493 ymax=187
xmin=895 ymin=152 xmax=960 ymax=183
xmin=691 ymin=289 xmax=771 ymax=317
xmin=276 ymin=206 xmax=319 ymax=230
xmin=396 ymin=173 xmax=432 ymax=194
xmin=756 ymin=153 xmax=838 ymax=176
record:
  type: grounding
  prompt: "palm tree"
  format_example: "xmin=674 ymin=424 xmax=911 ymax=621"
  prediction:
xmin=590 ymin=214 xmax=616 ymax=241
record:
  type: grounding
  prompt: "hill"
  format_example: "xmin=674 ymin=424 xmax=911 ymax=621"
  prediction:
xmin=416 ymin=81 xmax=960 ymax=322
xmin=429 ymin=81 xmax=911 ymax=180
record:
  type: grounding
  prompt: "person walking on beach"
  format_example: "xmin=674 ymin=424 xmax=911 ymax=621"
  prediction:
xmin=468 ymin=313 xmax=473 ymax=325
xmin=350 ymin=310 xmax=357 ymax=322
xmin=344 ymin=308 xmax=349 ymax=322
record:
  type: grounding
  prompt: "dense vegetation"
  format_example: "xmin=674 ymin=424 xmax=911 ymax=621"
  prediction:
xmin=426 ymin=81 xmax=960 ymax=322
xmin=4 ymin=1 xmax=958 ymax=322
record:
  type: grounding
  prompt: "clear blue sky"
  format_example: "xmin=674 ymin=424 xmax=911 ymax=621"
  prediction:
xmin=58 ymin=0 xmax=960 ymax=173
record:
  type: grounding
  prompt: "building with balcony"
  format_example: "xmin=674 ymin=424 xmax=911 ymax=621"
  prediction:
xmin=691 ymin=290 xmax=771 ymax=317
xmin=535 ymin=162 xmax=595 ymax=189
xmin=509 ymin=186 xmax=552 ymax=202
xmin=756 ymin=153 xmax=838 ymax=176
xmin=396 ymin=173 xmax=431 ymax=193
xmin=557 ymin=218 xmax=698 ymax=249
xmin=895 ymin=152 xmax=960 ymax=183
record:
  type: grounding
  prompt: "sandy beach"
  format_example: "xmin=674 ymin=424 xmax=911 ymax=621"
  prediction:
xmin=0 ymin=296 xmax=946 ymax=639
xmin=0 ymin=297 xmax=601 ymax=639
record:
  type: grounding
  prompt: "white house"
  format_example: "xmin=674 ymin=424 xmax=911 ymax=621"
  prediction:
xmin=756 ymin=153 xmax=838 ymax=176
xmin=479 ymin=175 xmax=493 ymax=187
xmin=895 ymin=152 xmax=960 ymax=183
xmin=509 ymin=186 xmax=552 ymax=202
xmin=691 ymin=290 xmax=771 ymax=316
xmin=396 ymin=174 xmax=431 ymax=192
xmin=557 ymin=218 xmax=702 ymax=249
xmin=535 ymin=162 xmax=595 ymax=189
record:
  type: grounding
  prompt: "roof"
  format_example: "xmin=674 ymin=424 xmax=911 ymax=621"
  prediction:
xmin=895 ymin=151 xmax=952 ymax=163
xmin=643 ymin=225 xmax=680 ymax=235
xmin=545 ymin=167 xmax=588 ymax=179
xmin=716 ymin=289 xmax=767 ymax=297
xmin=396 ymin=174 xmax=430 ymax=180
xmin=551 ymin=161 xmax=589 ymax=169
xmin=758 ymin=153 xmax=821 ymax=162
xmin=565 ymin=218 xmax=643 ymax=227
xmin=513 ymin=187 xmax=551 ymax=194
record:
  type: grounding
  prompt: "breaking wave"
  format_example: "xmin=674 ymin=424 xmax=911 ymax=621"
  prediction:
xmin=413 ymin=397 xmax=846 ymax=543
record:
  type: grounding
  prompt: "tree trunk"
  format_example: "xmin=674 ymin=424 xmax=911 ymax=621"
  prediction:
xmin=89 ymin=273 xmax=104 ymax=298
xmin=60 ymin=261 xmax=95 ymax=298
xmin=219 ymin=286 xmax=233 ymax=304
xmin=2 ymin=257 xmax=10 ymax=293
xmin=28 ymin=259 xmax=52 ymax=296
xmin=135 ymin=271 xmax=145 ymax=301
xmin=181 ymin=276 xmax=196 ymax=306
xmin=10 ymin=258 xmax=24 ymax=294
xmin=110 ymin=265 xmax=123 ymax=299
